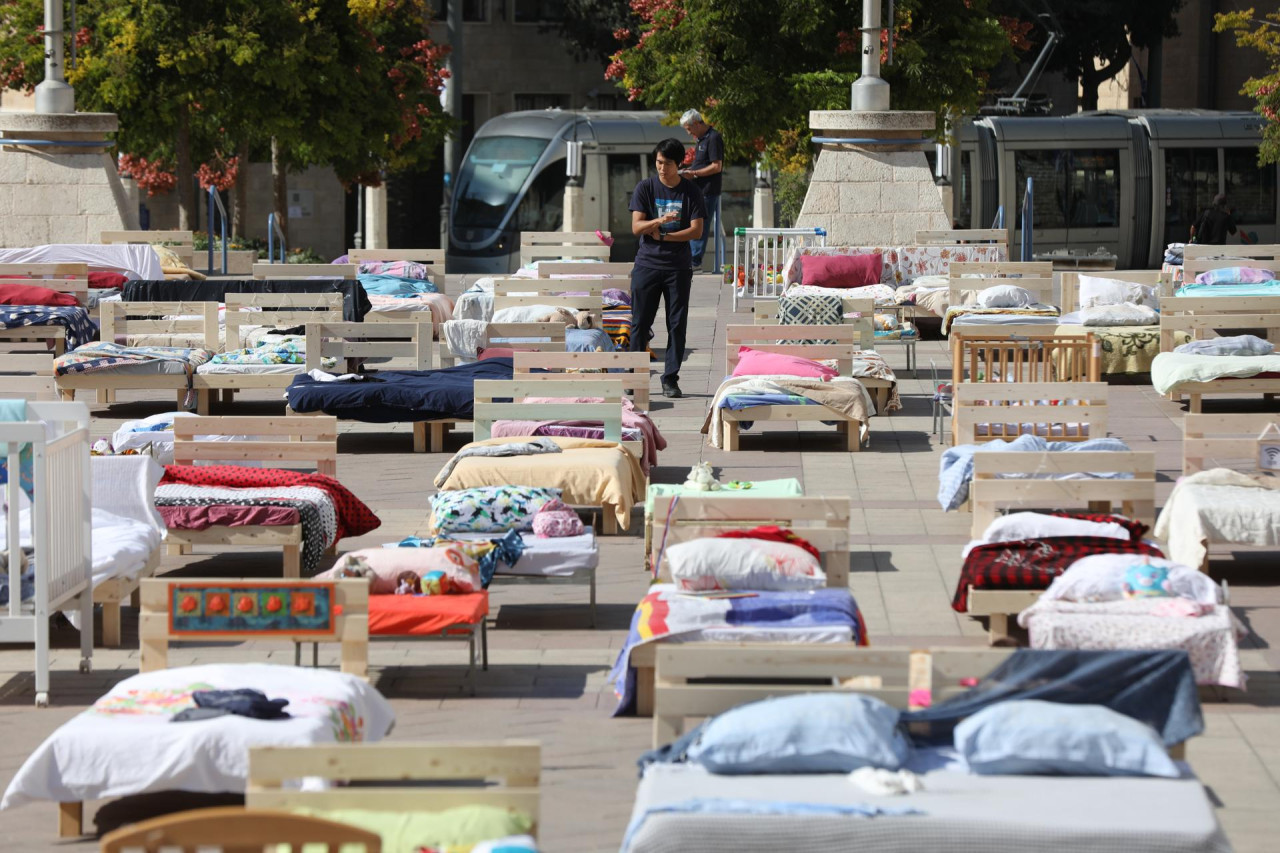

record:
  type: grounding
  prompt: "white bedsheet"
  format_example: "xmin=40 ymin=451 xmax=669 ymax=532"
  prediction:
xmin=0 ymin=663 xmax=395 ymax=808
xmin=453 ymin=531 xmax=599 ymax=577
xmin=0 ymin=244 xmax=163 ymax=281
xmin=0 ymin=507 xmax=162 ymax=589
xmin=1153 ymin=468 xmax=1280 ymax=568
xmin=196 ymin=363 xmax=306 ymax=375
xmin=1151 ymin=351 xmax=1280 ymax=395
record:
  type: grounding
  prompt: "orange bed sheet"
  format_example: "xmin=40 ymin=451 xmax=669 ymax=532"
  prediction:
xmin=367 ymin=592 xmax=489 ymax=636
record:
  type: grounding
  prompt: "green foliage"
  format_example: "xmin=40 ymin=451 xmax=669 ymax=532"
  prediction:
xmin=287 ymin=246 xmax=327 ymax=264
xmin=774 ymin=167 xmax=812 ymax=228
xmin=607 ymin=0 xmax=1014 ymax=172
xmin=1215 ymin=8 xmax=1280 ymax=165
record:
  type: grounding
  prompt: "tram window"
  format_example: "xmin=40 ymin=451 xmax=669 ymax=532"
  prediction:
xmin=1014 ymin=150 xmax=1067 ymax=229
xmin=1068 ymin=151 xmax=1119 ymax=228
xmin=1225 ymin=149 xmax=1277 ymax=225
xmin=1164 ymin=148 xmax=1219 ymax=243
xmin=454 ymin=136 xmax=546 ymax=230
xmin=511 ymin=164 xmax=565 ymax=233
xmin=956 ymin=151 xmax=973 ymax=229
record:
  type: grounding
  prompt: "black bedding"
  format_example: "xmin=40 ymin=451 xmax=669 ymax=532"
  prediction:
xmin=122 ymin=279 xmax=371 ymax=321
xmin=285 ymin=357 xmax=516 ymax=422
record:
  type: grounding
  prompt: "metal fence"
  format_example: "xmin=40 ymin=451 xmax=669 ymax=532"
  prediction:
xmin=729 ymin=227 xmax=826 ymax=310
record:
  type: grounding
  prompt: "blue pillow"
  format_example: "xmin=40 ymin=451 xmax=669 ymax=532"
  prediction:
xmin=686 ymin=693 xmax=909 ymax=775
xmin=358 ymin=273 xmax=438 ymax=297
xmin=954 ymin=699 xmax=1180 ymax=777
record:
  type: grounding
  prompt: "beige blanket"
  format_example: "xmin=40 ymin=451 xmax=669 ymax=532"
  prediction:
xmin=435 ymin=436 xmax=645 ymax=529
xmin=701 ymin=375 xmax=873 ymax=450
xmin=1153 ymin=468 xmax=1280 ymax=568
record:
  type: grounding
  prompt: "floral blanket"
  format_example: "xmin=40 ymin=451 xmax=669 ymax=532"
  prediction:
xmin=783 ymin=244 xmax=1008 ymax=287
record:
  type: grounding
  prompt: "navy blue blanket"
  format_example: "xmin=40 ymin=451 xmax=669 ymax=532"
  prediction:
xmin=123 ymin=279 xmax=371 ymax=321
xmin=285 ymin=358 xmax=514 ymax=422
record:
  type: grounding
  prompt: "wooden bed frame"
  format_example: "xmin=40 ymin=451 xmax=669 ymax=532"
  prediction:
xmin=966 ymin=448 xmax=1156 ymax=643
xmin=720 ymin=324 xmax=871 ymax=451
xmin=0 ymin=353 xmax=57 ymax=400
xmin=252 ymin=262 xmax=358 ymax=279
xmin=916 ymin=228 xmax=1008 ymax=247
xmin=519 ymin=243 xmax=611 ymax=265
xmin=246 ymin=740 xmax=540 ymax=835
xmin=950 ymin=332 xmax=1100 ymax=390
xmin=631 ymin=494 xmax=851 ymax=717
xmin=492 ymin=277 xmax=606 ymax=328
xmin=952 ymin=381 xmax=1109 ymax=446
xmin=347 ymin=248 xmax=449 ymax=327
xmin=191 ymin=291 xmax=346 ymax=414
xmin=100 ymin=807 xmax=382 ymax=852
xmin=513 ymin=349 xmax=653 ymax=409
xmin=1183 ymin=412 xmax=1280 ymax=474
xmin=945 ymin=267 xmax=1059 ymax=339
xmin=523 ymin=229 xmax=609 ymax=247
xmin=535 ymin=261 xmax=633 ymax=279
xmin=651 ymin=644 xmax=1013 ymax=746
xmin=56 ymin=301 xmax=221 ymax=408
xmin=0 ymin=263 xmax=91 ymax=354
xmin=1180 ymin=250 xmax=1280 ymax=290
xmin=101 ymin=229 xmax=195 ymax=268
xmin=1158 ymin=295 xmax=1280 ymax=412
xmin=166 ymin=415 xmax=340 ymax=578
xmin=1059 ymin=269 xmax=1162 ymax=314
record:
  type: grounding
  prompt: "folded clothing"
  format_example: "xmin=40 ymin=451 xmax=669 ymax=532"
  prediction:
xmin=171 ymin=688 xmax=290 ymax=722
xmin=1173 ymin=334 xmax=1274 ymax=356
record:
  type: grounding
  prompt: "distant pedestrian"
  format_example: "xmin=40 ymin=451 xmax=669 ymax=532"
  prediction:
xmin=679 ymin=110 xmax=724 ymax=272
xmin=1191 ymin=193 xmax=1237 ymax=245
xmin=629 ymin=138 xmax=707 ymax=399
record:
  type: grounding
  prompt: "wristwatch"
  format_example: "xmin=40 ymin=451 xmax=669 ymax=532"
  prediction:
xmin=659 ymin=231 xmax=665 ymax=242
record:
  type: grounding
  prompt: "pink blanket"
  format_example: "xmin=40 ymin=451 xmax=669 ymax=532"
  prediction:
xmin=158 ymin=504 xmax=301 ymax=530
xmin=491 ymin=397 xmax=666 ymax=472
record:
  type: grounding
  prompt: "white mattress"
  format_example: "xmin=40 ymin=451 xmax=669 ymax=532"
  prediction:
xmin=0 ymin=507 xmax=161 ymax=589
xmin=1 ymin=663 xmax=395 ymax=808
xmin=195 ymin=363 xmax=305 ymax=375
xmin=453 ymin=531 xmax=598 ymax=577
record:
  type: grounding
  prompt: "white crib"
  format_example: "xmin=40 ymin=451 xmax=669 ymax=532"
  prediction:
xmin=0 ymin=401 xmax=93 ymax=706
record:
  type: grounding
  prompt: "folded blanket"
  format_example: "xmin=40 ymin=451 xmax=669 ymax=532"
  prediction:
xmin=489 ymin=398 xmax=666 ymax=473
xmin=432 ymin=437 xmax=561 ymax=488
xmin=1153 ymin=467 xmax=1280 ymax=568
xmin=1151 ymin=350 xmax=1280 ymax=394
xmin=702 ymin=375 xmax=873 ymax=449
xmin=444 ymin=319 xmax=488 ymax=362
xmin=0 ymin=305 xmax=97 ymax=351
xmin=1172 ymin=334 xmax=1274 ymax=357
xmin=938 ymin=435 xmax=1134 ymax=511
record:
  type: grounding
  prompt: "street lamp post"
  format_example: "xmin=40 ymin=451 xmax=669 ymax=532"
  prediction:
xmin=35 ymin=0 xmax=75 ymax=113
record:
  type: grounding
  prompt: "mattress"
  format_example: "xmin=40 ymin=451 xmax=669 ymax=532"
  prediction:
xmin=0 ymin=663 xmax=395 ymax=808
xmin=1151 ymin=351 xmax=1280 ymax=394
xmin=0 ymin=507 xmax=161 ymax=590
xmin=367 ymin=591 xmax=488 ymax=636
xmin=285 ymin=357 xmax=514 ymax=422
xmin=158 ymin=504 xmax=301 ymax=529
xmin=623 ymin=759 xmax=1229 ymax=853
xmin=123 ymin=279 xmax=371 ymax=321
xmin=196 ymin=362 xmax=306 ymax=376
xmin=453 ymin=531 xmax=598 ymax=578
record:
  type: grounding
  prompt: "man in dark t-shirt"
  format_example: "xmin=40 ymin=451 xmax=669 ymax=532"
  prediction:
xmin=1192 ymin=193 xmax=1238 ymax=245
xmin=679 ymin=109 xmax=724 ymax=272
xmin=629 ymin=138 xmax=707 ymax=398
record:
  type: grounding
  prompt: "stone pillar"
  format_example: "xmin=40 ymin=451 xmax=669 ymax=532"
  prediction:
xmin=0 ymin=112 xmax=137 ymax=246
xmin=364 ymin=183 xmax=388 ymax=249
xmin=563 ymin=182 xmax=586 ymax=232
xmin=796 ymin=111 xmax=948 ymax=245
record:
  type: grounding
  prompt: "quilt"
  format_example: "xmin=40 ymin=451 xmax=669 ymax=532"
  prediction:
xmin=54 ymin=343 xmax=212 ymax=378
xmin=942 ymin=305 xmax=1060 ymax=336
xmin=285 ymin=358 xmax=515 ymax=422
xmin=1153 ymin=468 xmax=1280 ymax=568
xmin=702 ymin=376 xmax=873 ymax=450
xmin=0 ymin=305 xmax=96 ymax=350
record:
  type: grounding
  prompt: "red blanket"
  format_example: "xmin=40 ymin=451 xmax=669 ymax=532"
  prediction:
xmin=160 ymin=465 xmax=381 ymax=540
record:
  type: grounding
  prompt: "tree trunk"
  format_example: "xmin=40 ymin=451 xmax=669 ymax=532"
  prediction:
xmin=174 ymin=110 xmax=197 ymax=231
xmin=1077 ymin=44 xmax=1132 ymax=113
xmin=232 ymin=139 xmax=250 ymax=238
xmin=270 ymin=137 xmax=288 ymax=247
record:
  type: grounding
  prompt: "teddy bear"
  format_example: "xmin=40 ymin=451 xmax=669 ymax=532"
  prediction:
xmin=683 ymin=461 xmax=721 ymax=491
xmin=533 ymin=307 xmax=595 ymax=331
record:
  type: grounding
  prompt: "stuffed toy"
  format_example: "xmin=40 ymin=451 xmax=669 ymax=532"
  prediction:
xmin=1123 ymin=561 xmax=1173 ymax=599
xmin=532 ymin=307 xmax=595 ymax=331
xmin=683 ymin=461 xmax=721 ymax=491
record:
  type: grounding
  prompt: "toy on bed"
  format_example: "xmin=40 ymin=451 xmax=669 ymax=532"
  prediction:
xmin=1123 ymin=561 xmax=1173 ymax=599
xmin=683 ymin=462 xmax=722 ymax=491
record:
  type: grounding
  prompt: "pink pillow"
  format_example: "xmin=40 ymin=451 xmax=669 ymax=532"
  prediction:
xmin=732 ymin=347 xmax=838 ymax=379
xmin=801 ymin=253 xmax=882 ymax=288
xmin=0 ymin=284 xmax=78 ymax=306
xmin=477 ymin=347 xmax=515 ymax=361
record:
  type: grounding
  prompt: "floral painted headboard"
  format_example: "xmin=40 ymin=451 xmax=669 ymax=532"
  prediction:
xmin=784 ymin=244 xmax=1008 ymax=287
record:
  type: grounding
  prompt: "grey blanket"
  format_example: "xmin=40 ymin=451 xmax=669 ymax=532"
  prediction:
xmin=432 ymin=437 xmax=561 ymax=488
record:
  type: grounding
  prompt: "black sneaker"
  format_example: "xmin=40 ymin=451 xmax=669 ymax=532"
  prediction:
xmin=662 ymin=381 xmax=683 ymax=399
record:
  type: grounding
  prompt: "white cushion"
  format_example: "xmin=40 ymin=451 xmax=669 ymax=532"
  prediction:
xmin=666 ymin=537 xmax=825 ymax=592
xmin=1078 ymin=303 xmax=1160 ymax=327
xmin=976 ymin=284 xmax=1035 ymax=308
xmin=1042 ymin=554 xmax=1222 ymax=604
xmin=1079 ymin=274 xmax=1159 ymax=309
xmin=979 ymin=512 xmax=1132 ymax=546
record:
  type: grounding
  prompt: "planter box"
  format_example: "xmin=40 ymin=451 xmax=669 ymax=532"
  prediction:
xmin=225 ymin=250 xmax=259 ymax=275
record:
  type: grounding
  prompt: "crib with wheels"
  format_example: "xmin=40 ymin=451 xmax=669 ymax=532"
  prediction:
xmin=0 ymin=401 xmax=93 ymax=706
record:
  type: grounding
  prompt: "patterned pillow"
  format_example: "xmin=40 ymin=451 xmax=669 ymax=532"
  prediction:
xmin=431 ymin=486 xmax=563 ymax=533
xmin=531 ymin=498 xmax=584 ymax=538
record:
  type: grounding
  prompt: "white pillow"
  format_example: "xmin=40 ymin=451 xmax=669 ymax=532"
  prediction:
xmin=1078 ymin=303 xmax=1159 ymax=327
xmin=666 ymin=538 xmax=826 ymax=592
xmin=492 ymin=304 xmax=564 ymax=323
xmin=979 ymin=512 xmax=1132 ymax=545
xmin=976 ymin=284 xmax=1035 ymax=308
xmin=1042 ymin=555 xmax=1221 ymax=604
xmin=1079 ymin=274 xmax=1159 ymax=310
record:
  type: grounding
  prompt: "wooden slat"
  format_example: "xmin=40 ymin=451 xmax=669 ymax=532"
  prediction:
xmin=535 ymin=262 xmax=632 ymax=279
xmin=521 ymin=231 xmax=609 ymax=246
xmin=915 ymin=228 xmax=1007 ymax=245
xmin=347 ymin=248 xmax=445 ymax=264
xmin=101 ymin=229 xmax=193 ymax=244
xmin=519 ymin=244 xmax=611 ymax=264
xmin=950 ymin=261 xmax=1054 ymax=277
xmin=253 ymin=263 xmax=357 ymax=279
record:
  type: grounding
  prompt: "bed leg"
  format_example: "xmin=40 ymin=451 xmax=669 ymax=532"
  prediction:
xmin=653 ymin=713 xmax=680 ymax=747
xmin=987 ymin=613 xmax=1010 ymax=645
xmin=58 ymin=801 xmax=82 ymax=838
xmin=874 ymin=388 xmax=888 ymax=414
xmin=282 ymin=545 xmax=301 ymax=579
xmin=221 ymin=389 xmax=234 ymax=404
xmin=601 ymin=510 xmax=618 ymax=536
xmin=430 ymin=422 xmax=445 ymax=453
xmin=101 ymin=602 xmax=121 ymax=648
xmin=723 ymin=420 xmax=740 ymax=451
xmin=96 ymin=389 xmax=109 ymax=405
xmin=846 ymin=420 xmax=862 ymax=452
xmin=413 ymin=422 xmax=427 ymax=453
xmin=59 ymin=388 xmax=75 ymax=402
xmin=635 ymin=666 xmax=655 ymax=717
xmin=194 ymin=390 xmax=209 ymax=416
xmin=1189 ymin=394 xmax=1202 ymax=414
xmin=468 ymin=634 xmax=478 ymax=697
xmin=589 ymin=572 xmax=598 ymax=629
xmin=481 ymin=619 xmax=489 ymax=670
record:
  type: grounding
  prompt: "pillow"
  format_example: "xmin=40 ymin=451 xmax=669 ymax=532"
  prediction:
xmin=88 ymin=271 xmax=128 ymax=289
xmin=317 ymin=545 xmax=481 ymax=594
xmin=666 ymin=537 xmax=825 ymax=591
xmin=1078 ymin=274 xmax=1159 ymax=309
xmin=801 ymin=253 xmax=882 ymax=288
xmin=1049 ymin=510 xmax=1148 ymax=541
xmin=976 ymin=284 xmax=1035 ymax=308
xmin=531 ymin=498 xmax=584 ymax=538
xmin=687 ymin=693 xmax=909 ymax=774
xmin=1078 ymin=303 xmax=1159 ymax=327
xmin=0 ymin=284 xmax=78 ymax=307
xmin=1042 ymin=555 xmax=1220 ymax=604
xmin=1174 ymin=334 xmax=1275 ymax=356
xmin=1195 ymin=266 xmax=1275 ymax=286
xmin=979 ymin=512 xmax=1133 ymax=545
xmin=357 ymin=273 xmax=437 ymax=297
xmin=731 ymin=347 xmax=838 ymax=380
xmin=357 ymin=259 xmax=431 ymax=280
xmin=954 ymin=699 xmax=1181 ymax=777
xmin=478 ymin=347 xmax=516 ymax=361
xmin=493 ymin=304 xmax=564 ymax=323
xmin=431 ymin=486 xmax=562 ymax=533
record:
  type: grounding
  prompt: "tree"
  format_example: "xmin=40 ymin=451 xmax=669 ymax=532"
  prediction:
xmin=1215 ymin=7 xmax=1280 ymax=165
xmin=0 ymin=1 xmax=453 ymax=238
xmin=548 ymin=0 xmax=639 ymax=64
xmin=995 ymin=0 xmax=1184 ymax=112
xmin=606 ymin=0 xmax=1015 ymax=173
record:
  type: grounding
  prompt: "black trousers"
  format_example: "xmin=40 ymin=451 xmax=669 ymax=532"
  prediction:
xmin=630 ymin=265 xmax=692 ymax=384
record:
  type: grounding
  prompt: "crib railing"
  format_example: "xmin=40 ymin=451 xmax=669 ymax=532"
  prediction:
xmin=951 ymin=334 xmax=1100 ymax=387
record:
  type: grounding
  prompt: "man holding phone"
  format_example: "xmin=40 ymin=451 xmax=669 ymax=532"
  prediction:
xmin=629 ymin=138 xmax=706 ymax=398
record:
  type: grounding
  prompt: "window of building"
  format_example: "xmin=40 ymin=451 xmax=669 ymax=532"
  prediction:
xmin=1164 ymin=147 xmax=1219 ymax=244
xmin=514 ymin=93 xmax=568 ymax=112
xmin=432 ymin=1 xmax=489 ymax=21
xmin=956 ymin=150 xmax=973 ymax=229
xmin=1224 ymin=148 xmax=1278 ymax=226
xmin=513 ymin=0 xmax=566 ymax=23
xmin=1014 ymin=148 xmax=1120 ymax=231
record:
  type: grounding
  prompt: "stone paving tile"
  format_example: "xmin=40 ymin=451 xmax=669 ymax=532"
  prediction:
xmin=1 ymin=274 xmax=1280 ymax=851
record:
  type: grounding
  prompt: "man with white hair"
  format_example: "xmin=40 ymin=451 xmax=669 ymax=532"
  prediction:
xmin=679 ymin=109 xmax=724 ymax=272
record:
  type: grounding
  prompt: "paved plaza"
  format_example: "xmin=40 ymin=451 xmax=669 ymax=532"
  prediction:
xmin=0 ymin=273 xmax=1279 ymax=850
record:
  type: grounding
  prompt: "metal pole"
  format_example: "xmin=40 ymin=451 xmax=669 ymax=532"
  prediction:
xmin=35 ymin=0 xmax=75 ymax=113
xmin=353 ymin=184 xmax=364 ymax=250
xmin=850 ymin=0 xmax=890 ymax=111
xmin=441 ymin=0 xmax=464 ymax=250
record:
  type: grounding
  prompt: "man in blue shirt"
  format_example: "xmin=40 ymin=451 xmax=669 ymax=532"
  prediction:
xmin=679 ymin=109 xmax=724 ymax=273
xmin=629 ymin=138 xmax=707 ymax=398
